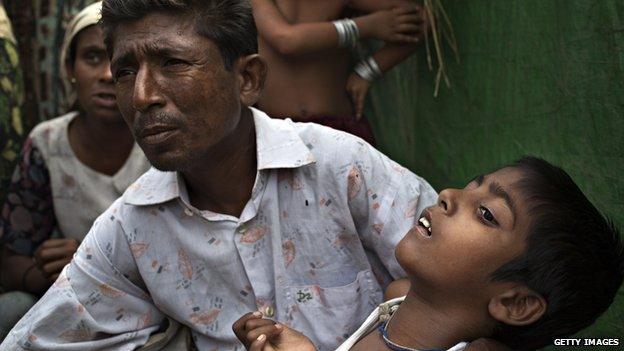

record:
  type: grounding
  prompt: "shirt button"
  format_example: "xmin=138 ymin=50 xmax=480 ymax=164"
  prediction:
xmin=237 ymin=227 xmax=247 ymax=234
xmin=264 ymin=305 xmax=275 ymax=318
xmin=184 ymin=208 xmax=194 ymax=217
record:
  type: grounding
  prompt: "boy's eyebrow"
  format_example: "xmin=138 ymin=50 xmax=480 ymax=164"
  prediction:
xmin=489 ymin=181 xmax=517 ymax=227
xmin=472 ymin=174 xmax=485 ymax=185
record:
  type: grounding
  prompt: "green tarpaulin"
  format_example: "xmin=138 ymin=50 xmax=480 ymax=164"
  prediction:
xmin=369 ymin=0 xmax=623 ymax=347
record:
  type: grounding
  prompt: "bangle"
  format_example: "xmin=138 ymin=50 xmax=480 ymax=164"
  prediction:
xmin=354 ymin=56 xmax=383 ymax=81
xmin=21 ymin=262 xmax=39 ymax=292
xmin=332 ymin=18 xmax=359 ymax=49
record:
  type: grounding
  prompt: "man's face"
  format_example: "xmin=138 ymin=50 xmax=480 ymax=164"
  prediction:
xmin=395 ymin=167 xmax=530 ymax=300
xmin=110 ymin=12 xmax=242 ymax=171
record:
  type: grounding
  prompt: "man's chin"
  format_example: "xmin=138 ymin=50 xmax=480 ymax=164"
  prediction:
xmin=147 ymin=156 xmax=190 ymax=172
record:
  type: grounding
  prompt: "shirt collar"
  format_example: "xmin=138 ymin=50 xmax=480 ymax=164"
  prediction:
xmin=252 ymin=107 xmax=316 ymax=170
xmin=124 ymin=107 xmax=315 ymax=206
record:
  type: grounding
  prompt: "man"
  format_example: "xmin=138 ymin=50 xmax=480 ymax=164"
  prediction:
xmin=253 ymin=0 xmax=428 ymax=145
xmin=1 ymin=1 xmax=436 ymax=350
xmin=1 ymin=1 xmax=506 ymax=350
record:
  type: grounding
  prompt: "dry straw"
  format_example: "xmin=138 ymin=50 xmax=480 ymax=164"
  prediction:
xmin=423 ymin=0 xmax=459 ymax=96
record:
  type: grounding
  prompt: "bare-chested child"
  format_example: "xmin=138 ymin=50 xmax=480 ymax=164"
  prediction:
xmin=252 ymin=0 xmax=427 ymax=145
xmin=234 ymin=157 xmax=624 ymax=351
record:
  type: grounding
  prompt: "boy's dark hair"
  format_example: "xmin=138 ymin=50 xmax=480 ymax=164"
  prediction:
xmin=100 ymin=0 xmax=257 ymax=70
xmin=489 ymin=156 xmax=624 ymax=350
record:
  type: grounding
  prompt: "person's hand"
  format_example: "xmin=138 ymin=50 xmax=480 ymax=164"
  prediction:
xmin=346 ymin=72 xmax=372 ymax=120
xmin=33 ymin=238 xmax=80 ymax=283
xmin=364 ymin=6 xmax=425 ymax=44
xmin=233 ymin=312 xmax=316 ymax=351
xmin=465 ymin=338 xmax=512 ymax=351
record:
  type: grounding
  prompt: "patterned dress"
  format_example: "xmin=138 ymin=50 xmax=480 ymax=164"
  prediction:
xmin=1 ymin=112 xmax=151 ymax=254
xmin=0 ymin=4 xmax=25 ymax=204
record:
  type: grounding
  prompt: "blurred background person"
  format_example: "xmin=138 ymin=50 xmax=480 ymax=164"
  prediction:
xmin=252 ymin=0 xmax=428 ymax=145
xmin=2 ymin=0 xmax=99 ymax=127
xmin=0 ymin=2 xmax=149 ymax=340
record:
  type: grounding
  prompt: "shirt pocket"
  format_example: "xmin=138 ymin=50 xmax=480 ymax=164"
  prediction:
xmin=283 ymin=269 xmax=382 ymax=351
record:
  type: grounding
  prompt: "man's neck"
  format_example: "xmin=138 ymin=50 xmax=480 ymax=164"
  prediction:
xmin=385 ymin=286 xmax=492 ymax=350
xmin=182 ymin=108 xmax=257 ymax=217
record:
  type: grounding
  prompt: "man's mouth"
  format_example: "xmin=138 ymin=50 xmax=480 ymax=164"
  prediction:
xmin=138 ymin=125 xmax=179 ymax=145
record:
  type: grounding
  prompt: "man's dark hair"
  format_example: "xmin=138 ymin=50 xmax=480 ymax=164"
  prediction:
xmin=100 ymin=0 xmax=257 ymax=70
xmin=489 ymin=156 xmax=624 ymax=350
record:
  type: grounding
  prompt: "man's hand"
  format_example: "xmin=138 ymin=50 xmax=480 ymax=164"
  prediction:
xmin=361 ymin=6 xmax=425 ymax=44
xmin=465 ymin=338 xmax=512 ymax=351
xmin=233 ymin=312 xmax=316 ymax=351
xmin=346 ymin=73 xmax=372 ymax=120
xmin=34 ymin=238 xmax=80 ymax=283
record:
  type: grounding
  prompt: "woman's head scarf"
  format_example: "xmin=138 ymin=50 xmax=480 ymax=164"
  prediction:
xmin=59 ymin=1 xmax=103 ymax=110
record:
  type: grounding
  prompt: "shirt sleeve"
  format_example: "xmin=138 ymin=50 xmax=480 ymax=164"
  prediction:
xmin=345 ymin=142 xmax=438 ymax=280
xmin=0 ymin=137 xmax=56 ymax=255
xmin=1 ymin=201 xmax=166 ymax=350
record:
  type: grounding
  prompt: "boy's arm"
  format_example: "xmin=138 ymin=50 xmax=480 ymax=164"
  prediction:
xmin=252 ymin=0 xmax=420 ymax=55
xmin=346 ymin=0 xmax=427 ymax=118
xmin=347 ymin=42 xmax=424 ymax=118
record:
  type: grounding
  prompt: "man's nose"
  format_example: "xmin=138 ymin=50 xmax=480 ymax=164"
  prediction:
xmin=132 ymin=67 xmax=166 ymax=112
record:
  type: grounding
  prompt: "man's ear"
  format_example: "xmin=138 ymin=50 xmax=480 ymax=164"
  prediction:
xmin=235 ymin=54 xmax=267 ymax=107
xmin=488 ymin=285 xmax=547 ymax=326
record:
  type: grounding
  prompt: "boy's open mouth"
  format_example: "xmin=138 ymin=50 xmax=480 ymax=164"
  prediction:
xmin=417 ymin=214 xmax=432 ymax=238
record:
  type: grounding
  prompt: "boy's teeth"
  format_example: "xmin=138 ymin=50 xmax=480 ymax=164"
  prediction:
xmin=419 ymin=217 xmax=431 ymax=233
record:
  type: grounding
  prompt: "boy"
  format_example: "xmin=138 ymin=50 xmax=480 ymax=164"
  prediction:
xmin=234 ymin=156 xmax=624 ymax=351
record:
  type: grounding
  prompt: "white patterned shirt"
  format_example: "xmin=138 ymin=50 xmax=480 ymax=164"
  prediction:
xmin=1 ymin=108 xmax=437 ymax=351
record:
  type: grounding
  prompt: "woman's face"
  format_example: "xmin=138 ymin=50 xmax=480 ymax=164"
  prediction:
xmin=67 ymin=25 xmax=121 ymax=123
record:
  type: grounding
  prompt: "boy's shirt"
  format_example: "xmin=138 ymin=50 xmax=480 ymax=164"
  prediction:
xmin=1 ymin=108 xmax=437 ymax=351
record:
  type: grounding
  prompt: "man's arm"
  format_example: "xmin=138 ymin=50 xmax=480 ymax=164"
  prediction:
xmin=252 ymin=0 xmax=421 ymax=55
xmin=0 ymin=201 xmax=165 ymax=350
xmin=342 ymin=140 xmax=438 ymax=281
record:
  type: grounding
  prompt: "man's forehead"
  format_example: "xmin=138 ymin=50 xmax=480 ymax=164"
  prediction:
xmin=111 ymin=12 xmax=194 ymax=47
xmin=110 ymin=14 xmax=203 ymax=59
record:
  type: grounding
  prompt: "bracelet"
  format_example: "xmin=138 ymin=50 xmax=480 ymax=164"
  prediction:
xmin=332 ymin=18 xmax=359 ymax=49
xmin=21 ymin=262 xmax=39 ymax=292
xmin=354 ymin=56 xmax=383 ymax=81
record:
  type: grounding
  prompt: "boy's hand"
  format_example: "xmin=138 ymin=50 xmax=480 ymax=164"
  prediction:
xmin=363 ymin=6 xmax=425 ymax=44
xmin=346 ymin=73 xmax=372 ymax=120
xmin=233 ymin=312 xmax=316 ymax=351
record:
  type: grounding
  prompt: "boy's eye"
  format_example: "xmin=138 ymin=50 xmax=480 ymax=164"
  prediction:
xmin=478 ymin=206 xmax=498 ymax=226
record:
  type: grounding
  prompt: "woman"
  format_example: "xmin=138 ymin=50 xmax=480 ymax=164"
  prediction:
xmin=0 ymin=1 xmax=149 ymax=337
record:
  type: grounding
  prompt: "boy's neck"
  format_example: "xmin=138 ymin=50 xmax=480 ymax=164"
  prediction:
xmin=385 ymin=287 xmax=492 ymax=350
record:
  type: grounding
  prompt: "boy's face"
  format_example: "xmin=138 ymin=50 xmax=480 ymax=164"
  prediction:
xmin=395 ymin=167 xmax=531 ymax=301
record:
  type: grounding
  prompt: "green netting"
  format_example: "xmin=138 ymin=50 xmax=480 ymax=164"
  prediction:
xmin=368 ymin=0 xmax=624 ymax=348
